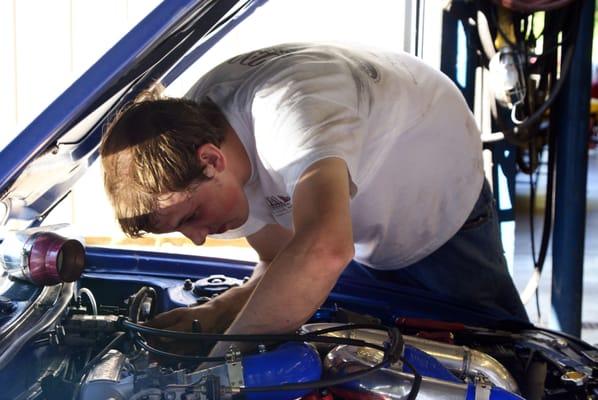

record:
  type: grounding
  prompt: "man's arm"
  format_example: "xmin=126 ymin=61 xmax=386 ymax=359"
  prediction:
xmin=246 ymin=223 xmax=294 ymax=274
xmin=209 ymin=157 xmax=354 ymax=355
xmin=145 ymin=224 xmax=291 ymax=334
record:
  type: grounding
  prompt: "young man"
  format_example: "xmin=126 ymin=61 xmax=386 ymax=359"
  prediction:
xmin=101 ymin=43 xmax=527 ymax=356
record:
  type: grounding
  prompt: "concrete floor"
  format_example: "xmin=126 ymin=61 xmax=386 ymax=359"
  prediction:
xmin=511 ymin=148 xmax=598 ymax=345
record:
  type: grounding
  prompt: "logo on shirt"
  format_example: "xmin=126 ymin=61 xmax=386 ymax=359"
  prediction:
xmin=266 ymin=195 xmax=292 ymax=217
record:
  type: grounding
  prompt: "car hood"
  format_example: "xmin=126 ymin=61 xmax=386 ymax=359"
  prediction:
xmin=0 ymin=0 xmax=265 ymax=233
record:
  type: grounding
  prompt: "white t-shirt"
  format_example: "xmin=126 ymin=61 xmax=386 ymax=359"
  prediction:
xmin=186 ymin=43 xmax=484 ymax=269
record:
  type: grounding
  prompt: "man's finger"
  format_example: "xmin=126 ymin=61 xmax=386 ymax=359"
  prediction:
xmin=144 ymin=308 xmax=184 ymax=329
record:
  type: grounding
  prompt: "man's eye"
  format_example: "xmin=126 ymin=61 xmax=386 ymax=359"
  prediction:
xmin=180 ymin=210 xmax=201 ymax=227
xmin=178 ymin=216 xmax=193 ymax=228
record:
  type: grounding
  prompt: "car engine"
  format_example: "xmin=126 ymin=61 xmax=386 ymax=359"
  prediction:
xmin=1 ymin=229 xmax=598 ymax=400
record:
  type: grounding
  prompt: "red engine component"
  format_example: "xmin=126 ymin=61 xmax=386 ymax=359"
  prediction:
xmin=1 ymin=229 xmax=85 ymax=286
xmin=27 ymin=232 xmax=85 ymax=285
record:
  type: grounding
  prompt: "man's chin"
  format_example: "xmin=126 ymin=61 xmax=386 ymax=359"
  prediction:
xmin=229 ymin=216 xmax=248 ymax=231
xmin=214 ymin=225 xmax=228 ymax=234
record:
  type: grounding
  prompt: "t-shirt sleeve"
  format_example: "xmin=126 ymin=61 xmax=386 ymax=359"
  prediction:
xmin=251 ymin=61 xmax=367 ymax=198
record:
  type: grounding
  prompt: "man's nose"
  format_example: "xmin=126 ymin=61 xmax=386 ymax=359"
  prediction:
xmin=179 ymin=227 xmax=208 ymax=245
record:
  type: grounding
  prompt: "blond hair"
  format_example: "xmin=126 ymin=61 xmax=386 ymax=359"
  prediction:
xmin=100 ymin=95 xmax=228 ymax=236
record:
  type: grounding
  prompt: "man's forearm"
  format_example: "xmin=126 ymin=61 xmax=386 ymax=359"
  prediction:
xmin=230 ymin=234 xmax=349 ymax=334
xmin=204 ymin=261 xmax=268 ymax=331
xmin=206 ymin=238 xmax=349 ymax=358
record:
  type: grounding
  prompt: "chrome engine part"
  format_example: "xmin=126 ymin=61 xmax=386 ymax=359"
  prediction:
xmin=0 ymin=282 xmax=74 ymax=369
xmin=0 ymin=226 xmax=85 ymax=286
xmin=325 ymin=344 xmax=523 ymax=400
xmin=79 ymin=350 xmax=133 ymax=400
xmin=302 ymin=323 xmax=519 ymax=393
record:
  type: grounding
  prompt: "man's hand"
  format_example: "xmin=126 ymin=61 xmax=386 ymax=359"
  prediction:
xmin=146 ymin=303 xmax=228 ymax=333
xmin=143 ymin=302 xmax=231 ymax=356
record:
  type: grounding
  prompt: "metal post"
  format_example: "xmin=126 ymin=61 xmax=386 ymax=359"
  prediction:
xmin=440 ymin=5 xmax=475 ymax=108
xmin=551 ymin=0 xmax=595 ymax=337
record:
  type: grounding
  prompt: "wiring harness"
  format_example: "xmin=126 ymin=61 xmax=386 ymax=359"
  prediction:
xmin=121 ymin=319 xmax=422 ymax=399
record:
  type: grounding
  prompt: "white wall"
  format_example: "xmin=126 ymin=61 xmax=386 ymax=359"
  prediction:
xmin=0 ymin=0 xmax=161 ymax=149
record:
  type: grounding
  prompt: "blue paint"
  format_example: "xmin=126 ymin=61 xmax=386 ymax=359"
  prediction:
xmin=551 ymin=0 xmax=595 ymax=337
xmin=403 ymin=345 xmax=461 ymax=383
xmin=83 ymin=247 xmax=530 ymax=328
xmin=466 ymin=384 xmax=525 ymax=400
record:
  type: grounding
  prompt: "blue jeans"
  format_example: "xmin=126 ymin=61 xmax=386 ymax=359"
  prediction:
xmin=354 ymin=180 xmax=529 ymax=321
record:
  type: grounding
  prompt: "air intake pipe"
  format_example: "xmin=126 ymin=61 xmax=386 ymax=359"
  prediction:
xmin=325 ymin=344 xmax=525 ymax=400
xmin=0 ymin=228 xmax=85 ymax=286
xmin=302 ymin=323 xmax=520 ymax=394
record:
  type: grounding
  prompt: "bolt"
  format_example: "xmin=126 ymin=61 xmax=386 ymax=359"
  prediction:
xmin=164 ymin=392 xmax=176 ymax=400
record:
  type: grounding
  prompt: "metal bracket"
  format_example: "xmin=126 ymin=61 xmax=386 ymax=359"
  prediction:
xmin=225 ymin=345 xmax=244 ymax=389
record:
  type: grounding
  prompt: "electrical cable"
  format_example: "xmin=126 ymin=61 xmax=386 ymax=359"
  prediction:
xmin=122 ymin=320 xmax=387 ymax=352
xmin=238 ymin=357 xmax=389 ymax=393
xmin=125 ymin=321 xmax=395 ymax=367
xmin=486 ymin=40 xmax=574 ymax=146
xmin=126 ymin=321 xmax=418 ymax=398
xmin=77 ymin=288 xmax=97 ymax=316
xmin=525 ymin=141 xmax=542 ymax=318
xmin=487 ymin=5 xmax=517 ymax=48
xmin=501 ymin=42 xmax=574 ymax=143
xmin=473 ymin=0 xmax=566 ymax=68
xmin=480 ymin=1 xmax=580 ymax=146
xmin=521 ymin=116 xmax=556 ymax=306
xmin=134 ymin=334 xmax=225 ymax=362
xmin=128 ymin=286 xmax=157 ymax=322
xmin=520 ymin=7 xmax=561 ymax=308
xmin=402 ymin=356 xmax=423 ymax=400
xmin=301 ymin=323 xmax=395 ymax=339
xmin=529 ymin=142 xmax=539 ymax=264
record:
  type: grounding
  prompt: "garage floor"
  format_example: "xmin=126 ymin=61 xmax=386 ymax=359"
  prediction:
xmin=512 ymin=148 xmax=598 ymax=345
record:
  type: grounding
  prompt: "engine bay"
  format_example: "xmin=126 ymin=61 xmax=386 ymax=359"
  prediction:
xmin=1 ymin=230 xmax=598 ymax=400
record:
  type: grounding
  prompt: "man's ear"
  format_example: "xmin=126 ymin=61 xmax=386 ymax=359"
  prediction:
xmin=196 ymin=143 xmax=226 ymax=177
